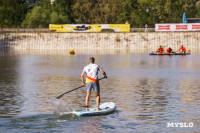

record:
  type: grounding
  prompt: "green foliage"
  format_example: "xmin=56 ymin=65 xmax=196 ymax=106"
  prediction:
xmin=71 ymin=0 xmax=134 ymax=24
xmin=196 ymin=3 xmax=200 ymax=17
xmin=0 ymin=0 xmax=199 ymax=28
xmin=0 ymin=0 xmax=27 ymax=28
xmin=130 ymin=0 xmax=198 ymax=27
xmin=21 ymin=6 xmax=50 ymax=28
xmin=22 ymin=0 xmax=71 ymax=28
xmin=25 ymin=0 xmax=40 ymax=10
xmin=50 ymin=11 xmax=70 ymax=24
xmin=22 ymin=0 xmax=51 ymax=28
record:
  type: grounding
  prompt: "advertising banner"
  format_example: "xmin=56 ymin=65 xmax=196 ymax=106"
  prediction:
xmin=155 ymin=23 xmax=200 ymax=32
xmin=49 ymin=24 xmax=130 ymax=32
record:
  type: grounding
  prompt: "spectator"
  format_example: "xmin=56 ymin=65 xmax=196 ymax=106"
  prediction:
xmin=145 ymin=24 xmax=148 ymax=32
xmin=125 ymin=20 xmax=129 ymax=24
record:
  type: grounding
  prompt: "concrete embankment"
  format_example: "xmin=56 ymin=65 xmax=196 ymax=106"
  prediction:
xmin=0 ymin=32 xmax=199 ymax=50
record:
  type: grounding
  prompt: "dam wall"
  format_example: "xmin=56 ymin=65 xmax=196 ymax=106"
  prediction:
xmin=0 ymin=32 xmax=199 ymax=50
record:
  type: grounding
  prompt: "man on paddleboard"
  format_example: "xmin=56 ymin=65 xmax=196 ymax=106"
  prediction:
xmin=81 ymin=57 xmax=107 ymax=111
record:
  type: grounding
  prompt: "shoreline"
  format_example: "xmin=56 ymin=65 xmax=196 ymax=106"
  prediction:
xmin=1 ymin=49 xmax=200 ymax=56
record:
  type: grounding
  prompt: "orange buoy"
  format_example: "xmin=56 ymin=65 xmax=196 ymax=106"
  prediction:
xmin=187 ymin=49 xmax=190 ymax=53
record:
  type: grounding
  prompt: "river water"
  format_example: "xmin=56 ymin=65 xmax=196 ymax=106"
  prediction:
xmin=0 ymin=49 xmax=200 ymax=133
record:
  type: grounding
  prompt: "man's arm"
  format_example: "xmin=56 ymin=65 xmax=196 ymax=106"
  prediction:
xmin=156 ymin=48 xmax=159 ymax=53
xmin=100 ymin=69 xmax=107 ymax=78
xmin=178 ymin=48 xmax=181 ymax=52
xmin=81 ymin=71 xmax=86 ymax=86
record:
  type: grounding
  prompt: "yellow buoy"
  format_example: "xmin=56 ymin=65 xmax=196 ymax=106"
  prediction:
xmin=69 ymin=49 xmax=75 ymax=55
xmin=187 ymin=49 xmax=190 ymax=53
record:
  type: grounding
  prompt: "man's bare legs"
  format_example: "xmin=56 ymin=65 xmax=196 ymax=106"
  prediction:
xmin=86 ymin=91 xmax=100 ymax=111
xmin=96 ymin=91 xmax=100 ymax=110
xmin=86 ymin=91 xmax=91 ymax=107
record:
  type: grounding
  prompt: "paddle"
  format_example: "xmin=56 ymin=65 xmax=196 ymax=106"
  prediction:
xmin=56 ymin=77 xmax=105 ymax=99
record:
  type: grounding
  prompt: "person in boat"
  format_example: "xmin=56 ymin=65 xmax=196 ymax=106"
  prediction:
xmin=156 ymin=45 xmax=165 ymax=53
xmin=178 ymin=45 xmax=186 ymax=53
xmin=166 ymin=46 xmax=173 ymax=54
xmin=81 ymin=57 xmax=107 ymax=111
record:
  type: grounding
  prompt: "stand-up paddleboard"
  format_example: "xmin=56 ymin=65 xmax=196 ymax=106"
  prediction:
xmin=72 ymin=102 xmax=116 ymax=117
xmin=149 ymin=52 xmax=191 ymax=55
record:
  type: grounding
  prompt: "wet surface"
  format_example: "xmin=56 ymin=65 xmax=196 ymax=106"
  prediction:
xmin=0 ymin=49 xmax=200 ymax=132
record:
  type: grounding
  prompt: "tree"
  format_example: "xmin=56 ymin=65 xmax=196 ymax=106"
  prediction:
xmin=21 ymin=6 xmax=50 ymax=28
xmin=156 ymin=0 xmax=197 ymax=24
xmin=196 ymin=2 xmax=200 ymax=17
xmin=179 ymin=0 xmax=197 ymax=19
xmin=0 ymin=0 xmax=27 ymax=28
xmin=72 ymin=0 xmax=94 ymax=23
xmin=129 ymin=0 xmax=155 ymax=27
xmin=1 ymin=0 xmax=200 ymax=28
xmin=51 ymin=0 xmax=73 ymax=24
xmin=25 ymin=0 xmax=40 ymax=10
xmin=22 ymin=0 xmax=72 ymax=28
xmin=115 ymin=0 xmax=135 ymax=25
xmin=130 ymin=0 xmax=198 ymax=27
xmin=72 ymin=0 xmax=131 ymax=24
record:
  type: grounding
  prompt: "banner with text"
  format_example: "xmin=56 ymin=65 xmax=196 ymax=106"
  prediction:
xmin=49 ymin=24 xmax=130 ymax=32
xmin=155 ymin=23 xmax=200 ymax=32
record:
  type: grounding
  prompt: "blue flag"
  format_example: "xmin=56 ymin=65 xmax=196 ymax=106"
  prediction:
xmin=182 ymin=12 xmax=187 ymax=23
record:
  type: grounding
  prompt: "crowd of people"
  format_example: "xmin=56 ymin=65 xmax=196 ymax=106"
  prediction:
xmin=155 ymin=45 xmax=187 ymax=54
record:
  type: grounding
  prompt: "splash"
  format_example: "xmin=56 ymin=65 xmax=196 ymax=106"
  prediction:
xmin=48 ymin=97 xmax=74 ymax=114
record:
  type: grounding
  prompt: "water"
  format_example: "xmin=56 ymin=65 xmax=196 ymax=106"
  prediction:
xmin=48 ymin=97 xmax=74 ymax=114
xmin=0 ymin=49 xmax=200 ymax=133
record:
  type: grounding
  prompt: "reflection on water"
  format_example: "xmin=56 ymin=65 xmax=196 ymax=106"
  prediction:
xmin=0 ymin=49 xmax=200 ymax=132
xmin=0 ymin=52 xmax=23 ymax=118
